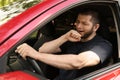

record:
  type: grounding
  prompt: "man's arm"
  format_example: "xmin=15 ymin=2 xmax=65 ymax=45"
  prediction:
xmin=39 ymin=30 xmax=81 ymax=53
xmin=35 ymin=51 xmax=100 ymax=70
xmin=15 ymin=43 xmax=100 ymax=70
xmin=38 ymin=35 xmax=67 ymax=53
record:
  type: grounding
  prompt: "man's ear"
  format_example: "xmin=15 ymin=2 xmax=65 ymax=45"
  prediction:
xmin=94 ymin=24 xmax=100 ymax=31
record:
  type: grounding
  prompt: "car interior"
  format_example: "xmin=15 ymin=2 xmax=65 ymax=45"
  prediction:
xmin=7 ymin=2 xmax=118 ymax=80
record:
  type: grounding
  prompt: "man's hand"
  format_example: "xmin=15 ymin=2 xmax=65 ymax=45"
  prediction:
xmin=64 ymin=30 xmax=81 ymax=42
xmin=15 ymin=43 xmax=38 ymax=60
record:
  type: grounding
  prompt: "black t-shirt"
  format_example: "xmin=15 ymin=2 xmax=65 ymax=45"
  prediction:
xmin=54 ymin=35 xmax=112 ymax=80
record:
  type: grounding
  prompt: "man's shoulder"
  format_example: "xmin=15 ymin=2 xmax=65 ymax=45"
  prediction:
xmin=94 ymin=35 xmax=112 ymax=48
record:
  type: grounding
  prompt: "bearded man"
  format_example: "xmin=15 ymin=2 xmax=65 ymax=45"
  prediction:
xmin=16 ymin=10 xmax=112 ymax=80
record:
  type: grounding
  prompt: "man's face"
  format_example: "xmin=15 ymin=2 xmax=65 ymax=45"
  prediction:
xmin=74 ymin=14 xmax=96 ymax=39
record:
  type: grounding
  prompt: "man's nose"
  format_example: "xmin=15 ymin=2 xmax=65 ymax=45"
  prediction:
xmin=76 ymin=23 xmax=82 ymax=28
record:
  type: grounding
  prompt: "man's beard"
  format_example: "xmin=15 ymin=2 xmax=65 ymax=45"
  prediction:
xmin=81 ymin=28 xmax=94 ymax=40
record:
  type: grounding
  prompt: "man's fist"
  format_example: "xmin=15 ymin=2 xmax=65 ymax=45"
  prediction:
xmin=15 ymin=43 xmax=38 ymax=60
xmin=64 ymin=30 xmax=81 ymax=42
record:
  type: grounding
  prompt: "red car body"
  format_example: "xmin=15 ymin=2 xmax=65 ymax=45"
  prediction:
xmin=0 ymin=0 xmax=120 ymax=80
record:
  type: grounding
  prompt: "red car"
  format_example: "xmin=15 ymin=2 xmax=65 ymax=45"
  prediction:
xmin=0 ymin=0 xmax=120 ymax=80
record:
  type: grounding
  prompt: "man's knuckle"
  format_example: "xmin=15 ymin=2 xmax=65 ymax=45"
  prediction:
xmin=23 ymin=43 xmax=27 ymax=45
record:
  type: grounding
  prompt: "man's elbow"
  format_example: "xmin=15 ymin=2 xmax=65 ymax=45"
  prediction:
xmin=38 ymin=42 xmax=48 ymax=52
xmin=85 ymin=57 xmax=100 ymax=67
xmin=70 ymin=60 xmax=86 ymax=69
xmin=72 ymin=58 xmax=100 ymax=70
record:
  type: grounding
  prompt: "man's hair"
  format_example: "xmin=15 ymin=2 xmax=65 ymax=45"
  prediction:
xmin=78 ymin=10 xmax=100 ymax=25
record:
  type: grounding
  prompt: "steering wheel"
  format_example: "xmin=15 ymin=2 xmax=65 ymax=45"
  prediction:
xmin=16 ymin=54 xmax=45 ymax=77
xmin=26 ymin=57 xmax=45 ymax=77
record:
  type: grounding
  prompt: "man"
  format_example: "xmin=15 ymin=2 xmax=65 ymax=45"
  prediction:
xmin=15 ymin=10 xmax=112 ymax=80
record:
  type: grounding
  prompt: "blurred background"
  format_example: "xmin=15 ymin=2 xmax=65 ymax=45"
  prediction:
xmin=0 ymin=0 xmax=42 ymax=25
